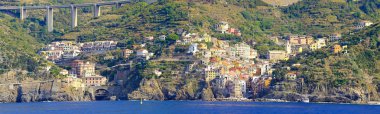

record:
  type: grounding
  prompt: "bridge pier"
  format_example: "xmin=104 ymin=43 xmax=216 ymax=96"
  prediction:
xmin=20 ymin=7 xmax=27 ymax=20
xmin=71 ymin=5 xmax=78 ymax=29
xmin=46 ymin=7 xmax=54 ymax=32
xmin=93 ymin=4 xmax=101 ymax=17
xmin=116 ymin=2 xmax=122 ymax=9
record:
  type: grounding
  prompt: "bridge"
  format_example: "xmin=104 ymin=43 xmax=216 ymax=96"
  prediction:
xmin=87 ymin=86 xmax=110 ymax=100
xmin=0 ymin=0 xmax=132 ymax=32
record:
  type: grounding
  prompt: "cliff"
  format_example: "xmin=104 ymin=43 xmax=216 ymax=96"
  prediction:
xmin=0 ymin=74 xmax=90 ymax=103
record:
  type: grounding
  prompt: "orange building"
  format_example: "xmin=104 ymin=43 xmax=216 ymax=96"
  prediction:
xmin=332 ymin=44 xmax=342 ymax=54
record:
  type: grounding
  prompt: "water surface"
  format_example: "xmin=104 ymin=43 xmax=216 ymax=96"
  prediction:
xmin=0 ymin=101 xmax=379 ymax=114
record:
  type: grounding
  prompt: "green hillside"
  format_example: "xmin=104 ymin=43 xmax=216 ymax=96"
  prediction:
xmin=0 ymin=13 xmax=50 ymax=79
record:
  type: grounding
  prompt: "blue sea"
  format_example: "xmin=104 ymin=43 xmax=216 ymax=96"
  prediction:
xmin=0 ymin=101 xmax=379 ymax=114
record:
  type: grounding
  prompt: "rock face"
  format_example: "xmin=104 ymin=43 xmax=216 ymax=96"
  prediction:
xmin=128 ymin=78 xmax=165 ymax=100
xmin=128 ymin=78 xmax=205 ymax=100
xmin=201 ymin=88 xmax=216 ymax=101
xmin=265 ymin=81 xmax=380 ymax=103
xmin=0 ymin=80 xmax=90 ymax=103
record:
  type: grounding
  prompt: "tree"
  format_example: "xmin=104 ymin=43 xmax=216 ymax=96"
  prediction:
xmin=167 ymin=33 xmax=179 ymax=41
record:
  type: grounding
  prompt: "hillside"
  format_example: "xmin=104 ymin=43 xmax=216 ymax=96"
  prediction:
xmin=0 ymin=13 xmax=54 ymax=81
xmin=270 ymin=23 xmax=380 ymax=103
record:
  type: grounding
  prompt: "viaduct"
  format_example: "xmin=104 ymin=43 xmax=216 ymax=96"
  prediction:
xmin=0 ymin=0 xmax=132 ymax=32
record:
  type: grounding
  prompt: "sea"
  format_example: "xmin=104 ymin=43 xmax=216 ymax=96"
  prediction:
xmin=0 ymin=101 xmax=379 ymax=114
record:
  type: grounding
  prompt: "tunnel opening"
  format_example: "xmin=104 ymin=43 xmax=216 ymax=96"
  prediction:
xmin=94 ymin=89 xmax=110 ymax=101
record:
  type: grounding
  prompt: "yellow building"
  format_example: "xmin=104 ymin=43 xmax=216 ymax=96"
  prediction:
xmin=205 ymin=70 xmax=218 ymax=82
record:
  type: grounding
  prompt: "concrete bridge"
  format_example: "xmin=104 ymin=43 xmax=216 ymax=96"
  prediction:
xmin=0 ymin=0 xmax=132 ymax=32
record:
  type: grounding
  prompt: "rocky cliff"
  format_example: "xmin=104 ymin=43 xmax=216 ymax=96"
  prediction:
xmin=0 ymin=73 xmax=90 ymax=103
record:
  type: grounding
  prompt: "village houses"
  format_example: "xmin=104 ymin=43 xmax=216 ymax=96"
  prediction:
xmin=39 ymin=40 xmax=118 ymax=62
xmin=79 ymin=41 xmax=118 ymax=52
xmin=39 ymin=41 xmax=81 ymax=62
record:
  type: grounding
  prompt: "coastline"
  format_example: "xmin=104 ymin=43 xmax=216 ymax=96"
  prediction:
xmin=1 ymin=98 xmax=380 ymax=105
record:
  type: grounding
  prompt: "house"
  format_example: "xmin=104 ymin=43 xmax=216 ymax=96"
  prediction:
xmin=239 ymin=80 xmax=247 ymax=95
xmin=123 ymin=49 xmax=134 ymax=58
xmin=285 ymin=72 xmax=297 ymax=80
xmin=154 ymin=69 xmax=162 ymax=77
xmin=62 ymin=49 xmax=81 ymax=59
xmin=288 ymin=35 xmax=299 ymax=44
xmin=69 ymin=60 xmax=107 ymax=87
xmin=249 ymin=50 xmax=258 ymax=59
xmin=232 ymin=79 xmax=243 ymax=98
xmin=79 ymin=41 xmax=118 ymax=52
xmin=291 ymin=45 xmax=303 ymax=54
xmin=39 ymin=50 xmax=64 ymax=62
xmin=201 ymin=33 xmax=212 ymax=42
xmin=64 ymin=76 xmax=85 ymax=89
xmin=145 ymin=36 xmax=154 ymax=41
xmin=136 ymin=49 xmax=151 ymax=60
xmin=70 ymin=60 xmax=96 ymax=78
xmin=310 ymin=38 xmax=326 ymax=51
xmin=286 ymin=35 xmax=314 ymax=45
xmin=59 ymin=69 xmax=69 ymax=75
xmin=82 ymin=76 xmax=107 ymax=86
xmin=48 ymin=41 xmax=78 ymax=51
xmin=267 ymin=50 xmax=288 ymax=61
xmin=159 ymin=35 xmax=166 ymax=40
xmin=205 ymin=65 xmax=220 ymax=82
xmin=329 ymin=33 xmax=342 ymax=42
xmin=355 ymin=20 xmax=373 ymax=30
xmin=188 ymin=43 xmax=199 ymax=54
xmin=226 ymin=28 xmax=241 ymax=36
xmin=215 ymin=21 xmax=229 ymax=33
xmin=234 ymin=42 xmax=251 ymax=59
xmin=332 ymin=44 xmax=342 ymax=54
xmin=137 ymin=49 xmax=149 ymax=56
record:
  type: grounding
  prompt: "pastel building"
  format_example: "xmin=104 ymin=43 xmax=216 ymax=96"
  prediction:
xmin=329 ymin=33 xmax=342 ymax=42
xmin=123 ymin=49 xmax=134 ymax=58
xmin=188 ymin=43 xmax=199 ymax=54
xmin=356 ymin=20 xmax=373 ymax=30
xmin=215 ymin=21 xmax=229 ymax=33
xmin=267 ymin=50 xmax=288 ymax=62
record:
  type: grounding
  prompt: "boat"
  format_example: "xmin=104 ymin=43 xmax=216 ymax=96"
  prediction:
xmin=302 ymin=97 xmax=310 ymax=103
xmin=140 ymin=98 xmax=143 ymax=104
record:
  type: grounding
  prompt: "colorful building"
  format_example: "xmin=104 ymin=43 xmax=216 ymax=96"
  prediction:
xmin=332 ymin=44 xmax=342 ymax=54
